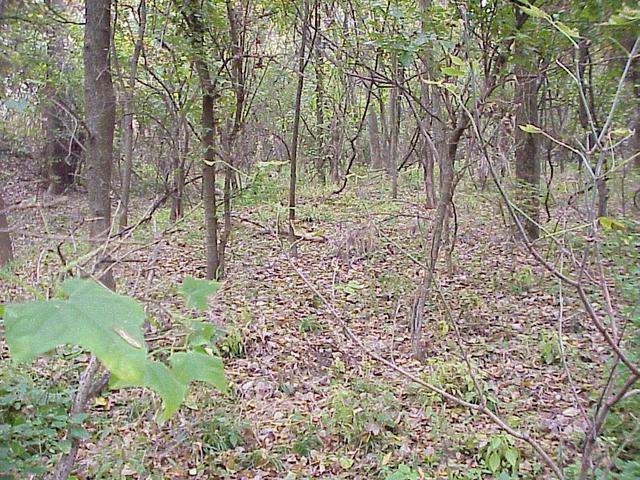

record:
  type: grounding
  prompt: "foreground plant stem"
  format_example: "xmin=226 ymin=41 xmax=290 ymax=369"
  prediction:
xmin=49 ymin=356 xmax=109 ymax=480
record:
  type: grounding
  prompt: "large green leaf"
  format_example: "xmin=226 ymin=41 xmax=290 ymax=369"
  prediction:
xmin=4 ymin=278 xmax=226 ymax=424
xmin=179 ymin=276 xmax=222 ymax=310
xmin=5 ymin=278 xmax=147 ymax=384
xmin=170 ymin=351 xmax=227 ymax=393
xmin=143 ymin=361 xmax=187 ymax=423
xmin=107 ymin=360 xmax=187 ymax=423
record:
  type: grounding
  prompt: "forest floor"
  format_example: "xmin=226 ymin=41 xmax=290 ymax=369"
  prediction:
xmin=0 ymin=155 xmax=624 ymax=479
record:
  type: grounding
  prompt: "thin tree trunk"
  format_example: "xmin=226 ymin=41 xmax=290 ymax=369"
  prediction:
xmin=411 ymin=123 xmax=465 ymax=359
xmin=514 ymin=66 xmax=540 ymax=240
xmin=378 ymin=94 xmax=390 ymax=172
xmin=170 ymin=121 xmax=187 ymax=222
xmin=577 ymin=39 xmax=607 ymax=216
xmin=367 ymin=109 xmax=382 ymax=169
xmin=0 ymin=190 xmax=13 ymax=266
xmin=313 ymin=4 xmax=326 ymax=183
xmin=183 ymin=0 xmax=220 ymax=279
xmin=289 ymin=1 xmax=309 ymax=256
xmin=201 ymin=92 xmax=220 ymax=279
xmin=118 ymin=0 xmax=146 ymax=228
xmin=44 ymin=0 xmax=78 ymax=195
xmin=419 ymin=0 xmax=436 ymax=208
xmin=514 ymin=17 xmax=540 ymax=240
xmin=329 ymin=112 xmax=342 ymax=184
xmin=419 ymin=74 xmax=436 ymax=207
xmin=215 ymin=0 xmax=248 ymax=278
xmin=389 ymin=55 xmax=400 ymax=199
xmin=622 ymin=33 xmax=640 ymax=169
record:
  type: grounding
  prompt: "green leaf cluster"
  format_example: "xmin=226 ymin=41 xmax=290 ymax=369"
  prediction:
xmin=4 ymin=277 xmax=225 ymax=423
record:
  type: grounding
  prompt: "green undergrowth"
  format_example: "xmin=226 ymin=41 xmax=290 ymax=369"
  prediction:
xmin=0 ymin=367 xmax=95 ymax=477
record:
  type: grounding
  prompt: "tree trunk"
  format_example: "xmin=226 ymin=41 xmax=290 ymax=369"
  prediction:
xmin=184 ymin=0 xmax=220 ymax=279
xmin=329 ymin=112 xmax=342 ymax=184
xmin=289 ymin=0 xmax=309 ymax=255
xmin=313 ymin=4 xmax=326 ymax=183
xmin=389 ymin=55 xmax=400 ymax=199
xmin=368 ymin=108 xmax=382 ymax=170
xmin=418 ymin=70 xmax=436 ymax=208
xmin=622 ymin=33 xmax=640 ymax=169
xmin=202 ymin=92 xmax=220 ymax=279
xmin=50 ymin=2 xmax=116 ymax=478
xmin=118 ymin=0 xmax=146 ymax=228
xmin=419 ymin=0 xmax=437 ymax=208
xmin=170 ymin=121 xmax=187 ymax=222
xmin=411 ymin=123 xmax=465 ymax=359
xmin=514 ymin=57 xmax=540 ymax=240
xmin=84 ymin=0 xmax=116 ymax=289
xmin=43 ymin=0 xmax=79 ymax=195
xmin=44 ymin=104 xmax=79 ymax=195
xmin=0 ymin=190 xmax=13 ymax=266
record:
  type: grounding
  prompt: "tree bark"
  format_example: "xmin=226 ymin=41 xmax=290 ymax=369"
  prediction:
xmin=622 ymin=33 xmax=640 ymax=169
xmin=389 ymin=55 xmax=400 ymax=199
xmin=170 ymin=121 xmax=187 ymax=222
xmin=84 ymin=0 xmax=116 ymax=289
xmin=183 ymin=0 xmax=220 ymax=279
xmin=50 ymin=2 xmax=116 ymax=477
xmin=329 ymin=111 xmax=342 ymax=184
xmin=0 ymin=190 xmax=13 ymax=266
xmin=217 ymin=0 xmax=248 ymax=278
xmin=43 ymin=0 xmax=79 ymax=195
xmin=117 ymin=0 xmax=146 ymax=228
xmin=514 ymin=68 xmax=540 ymax=240
xmin=313 ymin=4 xmax=326 ymax=182
xmin=419 ymin=0 xmax=437 ymax=208
xmin=289 ymin=1 xmax=309 ymax=255
xmin=201 ymin=90 xmax=220 ymax=279
xmin=514 ymin=20 xmax=540 ymax=241
xmin=368 ymin=108 xmax=382 ymax=169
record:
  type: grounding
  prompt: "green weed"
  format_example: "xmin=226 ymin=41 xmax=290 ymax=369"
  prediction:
xmin=0 ymin=370 xmax=87 ymax=477
xmin=511 ymin=266 xmax=536 ymax=294
xmin=478 ymin=433 xmax=520 ymax=476
xmin=323 ymin=381 xmax=402 ymax=450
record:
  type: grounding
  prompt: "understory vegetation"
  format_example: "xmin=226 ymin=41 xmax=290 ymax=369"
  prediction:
xmin=1 ymin=165 xmax=639 ymax=479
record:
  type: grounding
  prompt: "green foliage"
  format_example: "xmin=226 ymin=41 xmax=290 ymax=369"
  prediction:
xmin=511 ymin=266 xmax=536 ymax=295
xmin=186 ymin=319 xmax=222 ymax=351
xmin=610 ymin=460 xmax=640 ymax=480
xmin=478 ymin=433 xmax=520 ymax=476
xmin=4 ymin=278 xmax=226 ymax=423
xmin=170 ymin=352 xmax=226 ymax=393
xmin=201 ymin=411 xmax=249 ymax=453
xmin=412 ymin=360 xmax=496 ymax=408
xmin=383 ymin=464 xmax=419 ymax=480
xmin=0 ymin=371 xmax=89 ymax=476
xmin=216 ymin=326 xmax=245 ymax=359
xmin=242 ymin=448 xmax=285 ymax=472
xmin=186 ymin=319 xmax=244 ymax=359
xmin=292 ymin=430 xmax=321 ymax=458
xmin=336 ymin=280 xmax=367 ymax=297
xmin=323 ymin=381 xmax=401 ymax=450
xmin=237 ymin=161 xmax=286 ymax=207
xmin=5 ymin=278 xmax=148 ymax=380
xmin=298 ymin=315 xmax=322 ymax=334
xmin=179 ymin=275 xmax=222 ymax=309
xmin=538 ymin=331 xmax=561 ymax=365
